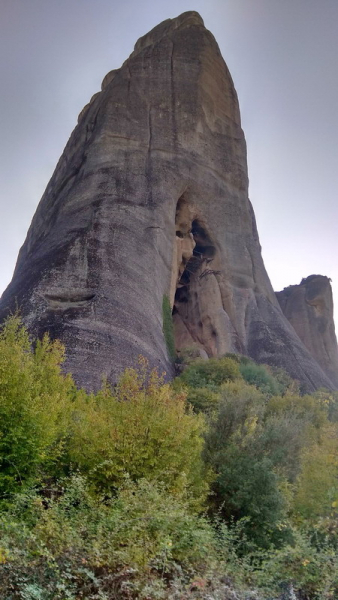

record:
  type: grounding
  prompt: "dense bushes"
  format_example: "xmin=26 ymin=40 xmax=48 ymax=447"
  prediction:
xmin=176 ymin=353 xmax=338 ymax=595
xmin=68 ymin=361 xmax=208 ymax=503
xmin=0 ymin=476 xmax=221 ymax=599
xmin=0 ymin=317 xmax=74 ymax=500
xmin=0 ymin=318 xmax=208 ymax=505
xmin=176 ymin=356 xmax=241 ymax=389
xmin=203 ymin=382 xmax=289 ymax=547
xmin=239 ymin=360 xmax=282 ymax=395
xmin=1 ymin=317 xmax=338 ymax=599
xmin=255 ymin=528 xmax=338 ymax=599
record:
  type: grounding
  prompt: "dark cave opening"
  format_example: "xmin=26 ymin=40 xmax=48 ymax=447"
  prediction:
xmin=173 ymin=217 xmax=216 ymax=314
xmin=191 ymin=219 xmax=216 ymax=260
xmin=171 ymin=202 xmax=220 ymax=357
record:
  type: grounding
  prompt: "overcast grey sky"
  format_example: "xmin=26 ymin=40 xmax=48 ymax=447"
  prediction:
xmin=1 ymin=0 xmax=337 ymax=324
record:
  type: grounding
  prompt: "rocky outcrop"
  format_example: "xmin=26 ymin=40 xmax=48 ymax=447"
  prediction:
xmin=0 ymin=12 xmax=336 ymax=391
xmin=276 ymin=276 xmax=338 ymax=388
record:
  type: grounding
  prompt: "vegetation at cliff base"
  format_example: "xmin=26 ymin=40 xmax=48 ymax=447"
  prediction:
xmin=1 ymin=316 xmax=338 ymax=599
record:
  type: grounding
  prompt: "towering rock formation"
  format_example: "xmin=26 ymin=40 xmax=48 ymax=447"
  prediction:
xmin=0 ymin=12 xmax=337 ymax=391
xmin=276 ymin=276 xmax=338 ymax=388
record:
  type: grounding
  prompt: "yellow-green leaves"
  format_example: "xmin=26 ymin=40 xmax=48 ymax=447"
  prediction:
xmin=0 ymin=316 xmax=74 ymax=498
xmin=293 ymin=423 xmax=338 ymax=522
xmin=68 ymin=359 xmax=209 ymax=506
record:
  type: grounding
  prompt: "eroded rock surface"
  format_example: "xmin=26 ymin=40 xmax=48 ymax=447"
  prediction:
xmin=276 ymin=276 xmax=338 ymax=388
xmin=0 ymin=12 xmax=336 ymax=391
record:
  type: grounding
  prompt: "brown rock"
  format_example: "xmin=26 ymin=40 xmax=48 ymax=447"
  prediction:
xmin=0 ymin=12 xmax=336 ymax=392
xmin=276 ymin=275 xmax=338 ymax=388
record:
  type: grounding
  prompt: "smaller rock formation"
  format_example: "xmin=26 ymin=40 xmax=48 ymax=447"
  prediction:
xmin=276 ymin=275 xmax=338 ymax=389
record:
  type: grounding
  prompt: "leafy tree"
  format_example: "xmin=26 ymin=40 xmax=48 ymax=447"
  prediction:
xmin=256 ymin=527 xmax=338 ymax=599
xmin=185 ymin=386 xmax=221 ymax=413
xmin=176 ymin=357 xmax=241 ymax=390
xmin=204 ymin=380 xmax=265 ymax=451
xmin=239 ymin=360 xmax=282 ymax=396
xmin=68 ymin=359 xmax=209 ymax=504
xmin=313 ymin=388 xmax=338 ymax=422
xmin=266 ymin=365 xmax=300 ymax=395
xmin=203 ymin=381 xmax=289 ymax=547
xmin=265 ymin=393 xmax=327 ymax=430
xmin=213 ymin=448 xmax=287 ymax=548
xmin=292 ymin=423 xmax=338 ymax=522
xmin=255 ymin=412 xmax=308 ymax=483
xmin=0 ymin=475 xmax=221 ymax=599
xmin=0 ymin=316 xmax=74 ymax=499
xmin=261 ymin=393 xmax=329 ymax=484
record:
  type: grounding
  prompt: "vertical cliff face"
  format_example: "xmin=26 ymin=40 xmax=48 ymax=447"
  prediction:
xmin=276 ymin=276 xmax=338 ymax=388
xmin=0 ymin=12 xmax=336 ymax=391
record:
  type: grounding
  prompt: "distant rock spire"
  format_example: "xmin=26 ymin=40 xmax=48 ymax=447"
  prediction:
xmin=276 ymin=275 xmax=338 ymax=388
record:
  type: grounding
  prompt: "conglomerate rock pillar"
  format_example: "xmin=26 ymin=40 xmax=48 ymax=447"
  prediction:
xmin=0 ymin=12 xmax=336 ymax=391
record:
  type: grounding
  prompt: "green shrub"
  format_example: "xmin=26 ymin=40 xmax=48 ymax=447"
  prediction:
xmin=0 ymin=316 xmax=74 ymax=500
xmin=292 ymin=423 xmax=338 ymax=523
xmin=204 ymin=380 xmax=266 ymax=449
xmin=266 ymin=365 xmax=300 ymax=395
xmin=255 ymin=528 xmax=338 ymax=599
xmin=0 ymin=475 xmax=221 ymax=599
xmin=177 ymin=357 xmax=241 ymax=390
xmin=185 ymin=387 xmax=221 ymax=413
xmin=211 ymin=447 xmax=288 ymax=548
xmin=204 ymin=382 xmax=289 ymax=547
xmin=258 ymin=394 xmax=328 ymax=487
xmin=223 ymin=352 xmax=242 ymax=363
xmin=68 ymin=360 xmax=209 ymax=504
xmin=176 ymin=345 xmax=204 ymax=366
xmin=254 ymin=412 xmax=308 ymax=483
xmin=239 ymin=360 xmax=282 ymax=396
xmin=265 ymin=393 xmax=327 ymax=429
xmin=314 ymin=388 xmax=338 ymax=422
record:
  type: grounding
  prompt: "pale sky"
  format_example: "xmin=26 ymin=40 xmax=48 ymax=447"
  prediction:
xmin=1 ymin=0 xmax=337 ymax=325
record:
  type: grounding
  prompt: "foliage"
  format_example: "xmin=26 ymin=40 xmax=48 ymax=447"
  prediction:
xmin=313 ymin=388 xmax=338 ymax=422
xmin=184 ymin=386 xmax=221 ymax=414
xmin=293 ymin=423 xmax=338 ymax=522
xmin=212 ymin=448 xmax=288 ymax=548
xmin=265 ymin=392 xmax=327 ymax=430
xmin=68 ymin=359 xmax=209 ymax=504
xmin=0 ymin=316 xmax=74 ymax=500
xmin=1 ymin=320 xmax=338 ymax=599
xmin=175 ymin=345 xmax=205 ymax=366
xmin=255 ymin=396 xmax=324 ymax=490
xmin=239 ymin=360 xmax=282 ymax=396
xmin=205 ymin=380 xmax=265 ymax=444
xmin=0 ymin=475 xmax=226 ymax=600
xmin=255 ymin=527 xmax=338 ymax=599
xmin=203 ymin=381 xmax=338 ymax=548
xmin=162 ymin=295 xmax=176 ymax=361
xmin=203 ymin=381 xmax=289 ymax=547
xmin=176 ymin=357 xmax=241 ymax=390
xmin=266 ymin=365 xmax=301 ymax=395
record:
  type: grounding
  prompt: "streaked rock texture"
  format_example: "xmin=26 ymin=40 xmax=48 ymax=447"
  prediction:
xmin=0 ymin=12 xmax=336 ymax=391
xmin=276 ymin=275 xmax=338 ymax=388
